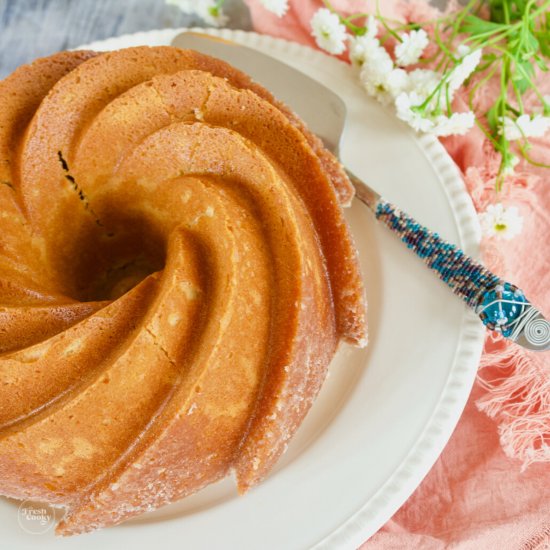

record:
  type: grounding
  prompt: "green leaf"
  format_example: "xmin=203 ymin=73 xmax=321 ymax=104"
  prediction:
xmin=487 ymin=103 xmax=501 ymax=134
xmin=512 ymin=59 xmax=536 ymax=93
xmin=523 ymin=31 xmax=540 ymax=57
xmin=534 ymin=55 xmax=549 ymax=71
xmin=483 ymin=52 xmax=499 ymax=62
xmin=507 ymin=35 xmax=521 ymax=52
xmin=459 ymin=14 xmax=506 ymax=37
xmin=489 ymin=0 xmax=529 ymax=24
xmin=538 ymin=38 xmax=550 ymax=57
xmin=534 ymin=25 xmax=550 ymax=57
xmin=519 ymin=59 xmax=535 ymax=77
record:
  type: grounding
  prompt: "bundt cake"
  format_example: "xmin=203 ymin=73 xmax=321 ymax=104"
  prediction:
xmin=0 ymin=46 xmax=367 ymax=535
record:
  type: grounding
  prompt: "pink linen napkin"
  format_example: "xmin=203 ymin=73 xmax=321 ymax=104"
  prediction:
xmin=245 ymin=1 xmax=550 ymax=547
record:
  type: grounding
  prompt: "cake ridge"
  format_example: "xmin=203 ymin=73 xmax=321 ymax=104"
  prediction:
xmin=0 ymin=46 xmax=367 ymax=535
xmin=0 ymin=277 xmax=159 ymax=433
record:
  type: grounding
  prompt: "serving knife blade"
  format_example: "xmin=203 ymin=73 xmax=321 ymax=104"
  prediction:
xmin=172 ymin=31 xmax=346 ymax=152
xmin=171 ymin=31 xmax=550 ymax=352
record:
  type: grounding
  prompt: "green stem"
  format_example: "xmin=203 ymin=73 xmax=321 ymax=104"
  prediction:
xmin=474 ymin=117 xmax=501 ymax=149
xmin=323 ymin=0 xmax=550 ymax=188
xmin=461 ymin=0 xmax=550 ymax=48
xmin=414 ymin=58 xmax=452 ymax=114
xmin=212 ymin=0 xmax=225 ymax=12
xmin=503 ymin=0 xmax=510 ymax=25
xmin=511 ymin=77 xmax=525 ymax=114
xmin=323 ymin=0 xmax=364 ymax=35
xmin=496 ymin=46 xmax=547 ymax=103
xmin=468 ymin=63 xmax=497 ymax=111
xmin=418 ymin=49 xmax=444 ymax=65
xmin=434 ymin=20 xmax=455 ymax=60
xmin=462 ymin=27 xmax=515 ymax=46
xmin=341 ymin=18 xmax=364 ymax=34
xmin=505 ymin=103 xmax=521 ymax=117
xmin=375 ymin=2 xmax=402 ymax=43
xmin=518 ymin=142 xmax=550 ymax=169
xmin=495 ymin=55 xmax=512 ymax=192
xmin=343 ymin=13 xmax=369 ymax=23
xmin=451 ymin=0 xmax=484 ymax=41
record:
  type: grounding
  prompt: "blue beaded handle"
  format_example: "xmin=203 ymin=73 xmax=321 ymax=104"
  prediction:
xmin=371 ymin=198 xmax=550 ymax=352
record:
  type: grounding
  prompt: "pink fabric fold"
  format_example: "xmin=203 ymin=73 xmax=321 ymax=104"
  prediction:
xmin=246 ymin=0 xmax=550 ymax=547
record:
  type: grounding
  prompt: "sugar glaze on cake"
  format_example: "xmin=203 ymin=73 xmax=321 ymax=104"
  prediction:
xmin=0 ymin=46 xmax=367 ymax=535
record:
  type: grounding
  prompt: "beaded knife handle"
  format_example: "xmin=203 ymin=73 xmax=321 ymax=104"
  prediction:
xmin=348 ymin=171 xmax=550 ymax=352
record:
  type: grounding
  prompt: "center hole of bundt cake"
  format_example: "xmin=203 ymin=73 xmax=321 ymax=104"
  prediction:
xmin=92 ymin=255 xmax=162 ymax=301
xmin=62 ymin=214 xmax=167 ymax=302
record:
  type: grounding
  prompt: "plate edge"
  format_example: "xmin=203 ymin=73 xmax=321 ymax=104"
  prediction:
xmin=74 ymin=28 xmax=486 ymax=549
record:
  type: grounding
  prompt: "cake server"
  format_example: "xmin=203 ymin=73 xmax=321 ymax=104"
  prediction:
xmin=171 ymin=31 xmax=550 ymax=352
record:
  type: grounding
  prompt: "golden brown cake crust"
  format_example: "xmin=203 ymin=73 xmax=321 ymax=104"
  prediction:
xmin=0 ymin=46 xmax=367 ymax=535
xmin=0 ymin=50 xmax=98 ymax=305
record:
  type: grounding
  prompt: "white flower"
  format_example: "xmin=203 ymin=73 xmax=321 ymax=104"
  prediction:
xmin=166 ymin=0 xmax=193 ymax=11
xmin=349 ymin=34 xmax=380 ymax=67
xmin=361 ymin=65 xmax=408 ymax=105
xmin=394 ymin=89 xmax=476 ymax=136
xmin=364 ymin=15 xmax=379 ymax=40
xmin=352 ymin=31 xmax=480 ymax=139
xmin=384 ymin=68 xmax=409 ymax=100
xmin=395 ymin=29 xmax=429 ymax=66
xmin=406 ymin=69 xmax=440 ymax=101
xmin=348 ymin=15 xmax=379 ymax=66
xmin=358 ymin=40 xmax=409 ymax=105
xmin=310 ymin=8 xmax=347 ymax=55
xmin=166 ymin=0 xmax=228 ymax=27
xmin=197 ymin=0 xmax=229 ymax=27
xmin=502 ymin=114 xmax=550 ymax=141
xmin=456 ymin=44 xmax=470 ymax=58
xmin=259 ymin=0 xmax=289 ymax=18
xmin=502 ymin=116 xmax=519 ymax=139
xmin=446 ymin=48 xmax=482 ymax=95
xmin=479 ymin=203 xmax=523 ymax=240
xmin=431 ymin=111 xmax=475 ymax=136
xmin=360 ymin=43 xmax=393 ymax=81
xmin=395 ymin=91 xmax=435 ymax=132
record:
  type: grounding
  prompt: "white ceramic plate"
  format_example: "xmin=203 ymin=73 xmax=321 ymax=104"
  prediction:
xmin=0 ymin=29 xmax=485 ymax=549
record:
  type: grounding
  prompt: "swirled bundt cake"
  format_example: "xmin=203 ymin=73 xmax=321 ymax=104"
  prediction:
xmin=0 ymin=46 xmax=367 ymax=535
